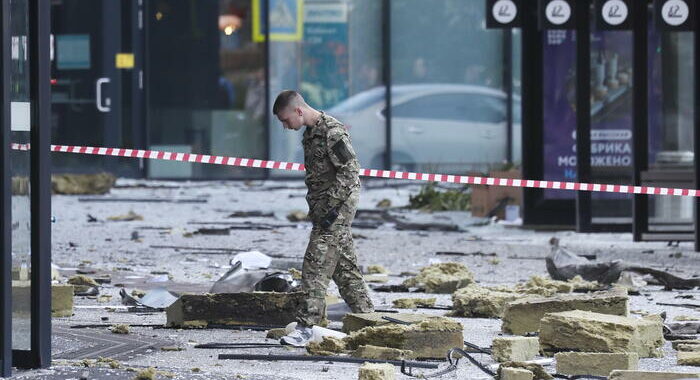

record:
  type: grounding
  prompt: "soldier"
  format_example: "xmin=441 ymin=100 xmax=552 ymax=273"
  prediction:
xmin=273 ymin=90 xmax=374 ymax=346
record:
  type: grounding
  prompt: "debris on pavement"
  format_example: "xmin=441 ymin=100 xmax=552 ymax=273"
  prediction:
xmin=548 ymin=237 xmax=700 ymax=289
xmin=52 ymin=173 xmax=116 ymax=195
xmin=358 ymin=362 xmax=395 ymax=380
xmin=391 ymin=298 xmax=436 ymax=309
xmin=539 ymin=310 xmax=664 ymax=357
xmin=305 ymin=336 xmax=347 ymax=356
xmin=107 ymin=211 xmax=144 ymax=222
xmin=554 ymin=352 xmax=639 ymax=376
xmin=166 ymin=292 xmax=305 ymax=328
xmin=286 ymin=210 xmax=309 ymax=222
xmin=351 ymin=345 xmax=416 ymax=360
xmin=501 ymin=289 xmax=629 ymax=334
xmin=402 ymin=262 xmax=474 ymax=293
xmin=344 ymin=317 xmax=464 ymax=359
xmin=497 ymin=362 xmax=552 ymax=380
xmin=608 ymin=370 xmax=700 ymax=380
xmin=109 ymin=324 xmax=130 ymax=334
xmin=341 ymin=312 xmax=434 ymax=333
xmin=491 ymin=337 xmax=539 ymax=363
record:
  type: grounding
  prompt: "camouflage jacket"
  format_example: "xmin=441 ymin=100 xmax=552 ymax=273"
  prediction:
xmin=302 ymin=112 xmax=360 ymax=220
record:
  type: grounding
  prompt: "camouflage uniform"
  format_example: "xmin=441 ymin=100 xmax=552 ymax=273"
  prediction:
xmin=298 ymin=112 xmax=374 ymax=326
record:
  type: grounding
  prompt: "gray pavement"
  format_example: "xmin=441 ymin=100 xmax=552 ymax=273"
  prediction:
xmin=8 ymin=179 xmax=700 ymax=379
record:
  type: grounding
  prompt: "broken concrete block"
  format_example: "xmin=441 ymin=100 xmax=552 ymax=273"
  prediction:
xmin=451 ymin=285 xmax=524 ymax=318
xmin=500 ymin=367 xmax=534 ymax=380
xmin=609 ymin=371 xmax=700 ymax=380
xmin=345 ymin=317 xmax=463 ymax=359
xmin=342 ymin=312 xmax=433 ymax=333
xmin=351 ymin=345 xmax=416 ymax=360
xmin=52 ymin=173 xmax=116 ymax=195
xmin=266 ymin=328 xmax=287 ymax=340
xmin=555 ymin=352 xmax=639 ymax=376
xmin=678 ymin=344 xmax=700 ymax=352
xmin=306 ymin=336 xmax=347 ymax=356
xmin=502 ymin=290 xmax=628 ymax=334
xmin=498 ymin=362 xmax=553 ymax=380
xmin=679 ymin=352 xmax=700 ymax=366
xmin=673 ymin=340 xmax=700 ymax=350
xmin=109 ymin=324 xmax=130 ymax=334
xmin=367 ymin=265 xmax=388 ymax=274
xmin=402 ymin=262 xmax=474 ymax=293
xmin=358 ymin=362 xmax=394 ymax=380
xmin=166 ymin=292 xmax=305 ymax=328
xmin=364 ymin=274 xmax=389 ymax=283
xmin=539 ymin=310 xmax=663 ymax=358
xmin=391 ymin=298 xmax=436 ymax=309
xmin=107 ymin=210 xmax=143 ymax=222
xmin=286 ymin=210 xmax=308 ymax=222
xmin=52 ymin=284 xmax=74 ymax=317
xmin=68 ymin=275 xmax=100 ymax=294
xmin=491 ymin=337 xmax=539 ymax=362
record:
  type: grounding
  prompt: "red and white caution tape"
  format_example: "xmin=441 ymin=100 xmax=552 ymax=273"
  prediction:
xmin=10 ymin=143 xmax=699 ymax=197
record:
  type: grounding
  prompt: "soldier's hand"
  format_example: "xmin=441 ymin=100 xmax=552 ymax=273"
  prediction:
xmin=320 ymin=207 xmax=340 ymax=230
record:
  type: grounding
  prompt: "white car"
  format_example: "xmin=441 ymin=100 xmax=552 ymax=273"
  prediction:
xmin=328 ymin=84 xmax=521 ymax=172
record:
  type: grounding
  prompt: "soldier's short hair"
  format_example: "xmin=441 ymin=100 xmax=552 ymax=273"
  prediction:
xmin=273 ymin=90 xmax=302 ymax=115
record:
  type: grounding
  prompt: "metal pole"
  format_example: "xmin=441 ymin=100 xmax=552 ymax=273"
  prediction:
xmin=264 ymin=0 xmax=271 ymax=178
xmin=521 ymin=0 xmax=544 ymax=225
xmin=0 ymin=0 xmax=12 ymax=375
xmin=632 ymin=0 xmax=649 ymax=242
xmin=575 ymin=0 xmax=592 ymax=232
xmin=504 ymin=30 xmax=514 ymax=163
xmin=382 ymin=0 xmax=392 ymax=170
xmin=28 ymin=0 xmax=51 ymax=368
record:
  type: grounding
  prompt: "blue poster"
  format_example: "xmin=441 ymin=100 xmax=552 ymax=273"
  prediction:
xmin=301 ymin=3 xmax=349 ymax=109
xmin=542 ymin=28 xmax=661 ymax=199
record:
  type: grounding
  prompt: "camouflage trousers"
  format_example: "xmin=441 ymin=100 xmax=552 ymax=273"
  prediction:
xmin=298 ymin=192 xmax=374 ymax=326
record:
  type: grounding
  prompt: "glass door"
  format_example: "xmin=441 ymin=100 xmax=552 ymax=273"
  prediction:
xmin=51 ymin=0 xmax=139 ymax=176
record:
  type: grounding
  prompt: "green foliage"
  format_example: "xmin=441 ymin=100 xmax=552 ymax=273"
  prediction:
xmin=408 ymin=182 xmax=470 ymax=211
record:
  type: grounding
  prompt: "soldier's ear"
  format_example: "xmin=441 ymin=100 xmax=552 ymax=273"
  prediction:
xmin=294 ymin=107 xmax=303 ymax=117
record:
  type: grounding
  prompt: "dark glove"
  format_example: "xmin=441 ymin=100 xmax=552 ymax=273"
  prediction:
xmin=319 ymin=207 xmax=340 ymax=229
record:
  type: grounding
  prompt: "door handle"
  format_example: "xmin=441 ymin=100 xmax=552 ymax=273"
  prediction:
xmin=96 ymin=77 xmax=111 ymax=112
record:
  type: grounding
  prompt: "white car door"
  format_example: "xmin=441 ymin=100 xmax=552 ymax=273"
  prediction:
xmin=390 ymin=92 xmax=508 ymax=170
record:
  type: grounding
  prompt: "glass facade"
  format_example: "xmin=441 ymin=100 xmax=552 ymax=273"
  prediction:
xmin=269 ymin=0 xmax=384 ymax=174
xmin=647 ymin=29 xmax=695 ymax=228
xmin=10 ymin=0 xmax=32 ymax=351
xmin=390 ymin=0 xmax=507 ymax=173
xmin=38 ymin=0 xmax=516 ymax=180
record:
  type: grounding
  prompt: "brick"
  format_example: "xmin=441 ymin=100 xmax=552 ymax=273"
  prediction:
xmin=539 ymin=310 xmax=663 ymax=358
xmin=679 ymin=352 xmax=700 ymax=366
xmin=491 ymin=337 xmax=539 ymax=362
xmin=555 ymin=352 xmax=638 ymax=376
xmin=451 ymin=285 xmax=524 ymax=318
xmin=345 ymin=317 xmax=463 ymax=359
xmin=351 ymin=345 xmax=416 ymax=360
xmin=342 ymin=312 xmax=433 ymax=333
xmin=166 ymin=292 xmax=305 ymax=328
xmin=500 ymin=367 xmax=534 ymax=380
xmin=609 ymin=371 xmax=700 ymax=380
xmin=358 ymin=363 xmax=395 ymax=380
xmin=502 ymin=290 xmax=628 ymax=335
